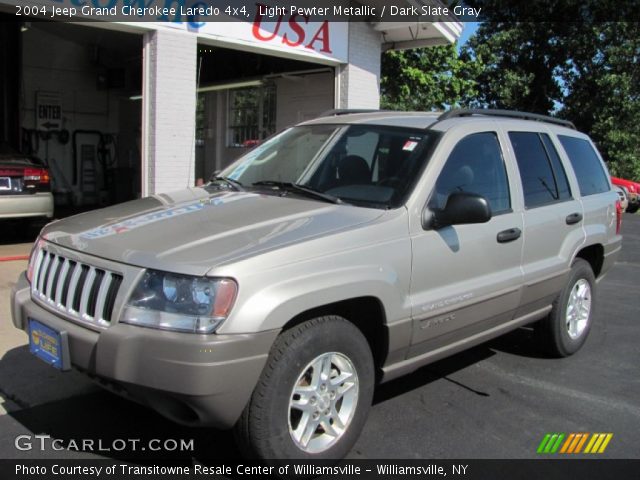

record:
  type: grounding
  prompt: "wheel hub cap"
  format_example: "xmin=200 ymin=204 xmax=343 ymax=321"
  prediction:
xmin=566 ymin=278 xmax=592 ymax=340
xmin=288 ymin=352 xmax=359 ymax=454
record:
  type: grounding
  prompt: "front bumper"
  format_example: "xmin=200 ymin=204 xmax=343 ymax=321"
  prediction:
xmin=11 ymin=273 xmax=278 ymax=429
xmin=0 ymin=192 xmax=53 ymax=219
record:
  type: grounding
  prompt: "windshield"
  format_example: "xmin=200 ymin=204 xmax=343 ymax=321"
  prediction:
xmin=217 ymin=124 xmax=440 ymax=209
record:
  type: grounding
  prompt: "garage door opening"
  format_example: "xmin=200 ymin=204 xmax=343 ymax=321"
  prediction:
xmin=194 ymin=45 xmax=335 ymax=183
xmin=14 ymin=21 xmax=143 ymax=214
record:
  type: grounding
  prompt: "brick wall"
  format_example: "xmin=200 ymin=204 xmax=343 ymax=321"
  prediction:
xmin=338 ymin=22 xmax=382 ymax=109
xmin=143 ymin=29 xmax=197 ymax=195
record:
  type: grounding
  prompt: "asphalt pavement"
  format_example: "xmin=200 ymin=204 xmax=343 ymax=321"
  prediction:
xmin=0 ymin=214 xmax=638 ymax=461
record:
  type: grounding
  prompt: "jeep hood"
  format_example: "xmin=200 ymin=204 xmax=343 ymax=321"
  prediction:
xmin=41 ymin=188 xmax=384 ymax=275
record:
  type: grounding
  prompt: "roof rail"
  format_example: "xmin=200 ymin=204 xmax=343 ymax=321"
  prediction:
xmin=438 ymin=109 xmax=576 ymax=130
xmin=318 ymin=109 xmax=381 ymax=117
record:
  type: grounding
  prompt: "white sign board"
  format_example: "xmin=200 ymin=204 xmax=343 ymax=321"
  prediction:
xmin=36 ymin=91 xmax=62 ymax=130
xmin=6 ymin=0 xmax=350 ymax=65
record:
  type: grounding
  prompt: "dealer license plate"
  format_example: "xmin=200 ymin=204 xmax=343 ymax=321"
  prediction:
xmin=28 ymin=319 xmax=70 ymax=371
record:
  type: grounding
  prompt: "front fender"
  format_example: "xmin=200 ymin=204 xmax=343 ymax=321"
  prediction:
xmin=214 ymin=212 xmax=413 ymax=335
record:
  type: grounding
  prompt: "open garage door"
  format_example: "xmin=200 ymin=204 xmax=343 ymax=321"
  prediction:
xmin=16 ymin=22 xmax=143 ymax=212
xmin=194 ymin=46 xmax=335 ymax=183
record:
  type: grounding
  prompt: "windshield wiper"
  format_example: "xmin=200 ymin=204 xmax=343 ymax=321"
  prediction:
xmin=252 ymin=181 xmax=344 ymax=205
xmin=211 ymin=176 xmax=245 ymax=191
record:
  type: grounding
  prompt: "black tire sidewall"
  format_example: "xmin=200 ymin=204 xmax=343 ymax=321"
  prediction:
xmin=249 ymin=317 xmax=374 ymax=460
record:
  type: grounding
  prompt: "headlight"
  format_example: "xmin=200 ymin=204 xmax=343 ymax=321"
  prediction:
xmin=121 ymin=270 xmax=238 ymax=334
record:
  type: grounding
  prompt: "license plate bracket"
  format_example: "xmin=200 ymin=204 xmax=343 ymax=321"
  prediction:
xmin=28 ymin=318 xmax=71 ymax=371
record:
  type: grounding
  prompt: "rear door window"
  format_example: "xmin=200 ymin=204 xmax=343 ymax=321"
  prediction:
xmin=509 ymin=132 xmax=572 ymax=208
xmin=558 ymin=136 xmax=610 ymax=196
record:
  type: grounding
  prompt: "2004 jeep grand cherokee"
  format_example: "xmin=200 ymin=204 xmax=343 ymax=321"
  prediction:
xmin=11 ymin=109 xmax=622 ymax=460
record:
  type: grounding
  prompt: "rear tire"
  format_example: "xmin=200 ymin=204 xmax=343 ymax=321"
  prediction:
xmin=235 ymin=316 xmax=374 ymax=460
xmin=626 ymin=204 xmax=639 ymax=214
xmin=537 ymin=258 xmax=596 ymax=357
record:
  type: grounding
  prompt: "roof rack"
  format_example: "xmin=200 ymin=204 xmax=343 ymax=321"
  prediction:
xmin=318 ymin=109 xmax=382 ymax=117
xmin=438 ymin=109 xmax=576 ymax=130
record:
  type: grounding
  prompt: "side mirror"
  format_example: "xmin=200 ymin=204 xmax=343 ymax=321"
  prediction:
xmin=422 ymin=192 xmax=492 ymax=230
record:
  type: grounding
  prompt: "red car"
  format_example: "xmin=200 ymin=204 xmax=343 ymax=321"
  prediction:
xmin=611 ymin=177 xmax=640 ymax=213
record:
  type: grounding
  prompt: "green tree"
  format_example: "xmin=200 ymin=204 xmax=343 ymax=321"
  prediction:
xmin=461 ymin=18 xmax=640 ymax=179
xmin=380 ymin=44 xmax=482 ymax=111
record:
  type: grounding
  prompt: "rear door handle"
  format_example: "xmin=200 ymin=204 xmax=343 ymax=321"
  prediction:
xmin=566 ymin=212 xmax=583 ymax=225
xmin=497 ymin=228 xmax=522 ymax=243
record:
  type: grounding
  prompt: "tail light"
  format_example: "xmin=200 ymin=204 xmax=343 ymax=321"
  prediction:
xmin=615 ymin=200 xmax=622 ymax=235
xmin=23 ymin=168 xmax=50 ymax=184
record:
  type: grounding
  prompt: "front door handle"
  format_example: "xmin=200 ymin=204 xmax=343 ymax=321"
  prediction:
xmin=566 ymin=212 xmax=583 ymax=225
xmin=497 ymin=228 xmax=522 ymax=243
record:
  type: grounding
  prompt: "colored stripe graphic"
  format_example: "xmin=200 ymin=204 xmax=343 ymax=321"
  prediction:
xmin=574 ymin=433 xmax=589 ymax=453
xmin=537 ymin=433 xmax=565 ymax=453
xmin=585 ymin=433 xmax=613 ymax=453
xmin=560 ymin=433 xmax=575 ymax=453
xmin=537 ymin=434 xmax=551 ymax=453
xmin=539 ymin=433 xmax=613 ymax=454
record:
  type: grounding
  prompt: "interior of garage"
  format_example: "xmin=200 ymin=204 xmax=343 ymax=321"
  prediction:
xmin=1 ymin=16 xmax=143 ymax=212
xmin=194 ymin=45 xmax=335 ymax=183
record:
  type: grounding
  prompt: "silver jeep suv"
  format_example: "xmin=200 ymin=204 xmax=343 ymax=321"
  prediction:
xmin=11 ymin=109 xmax=622 ymax=459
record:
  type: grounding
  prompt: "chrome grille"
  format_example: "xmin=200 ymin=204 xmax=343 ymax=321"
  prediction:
xmin=31 ymin=248 xmax=123 ymax=327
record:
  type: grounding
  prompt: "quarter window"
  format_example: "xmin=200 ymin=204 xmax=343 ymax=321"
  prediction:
xmin=558 ymin=136 xmax=610 ymax=196
xmin=509 ymin=132 xmax=572 ymax=208
xmin=431 ymin=132 xmax=510 ymax=214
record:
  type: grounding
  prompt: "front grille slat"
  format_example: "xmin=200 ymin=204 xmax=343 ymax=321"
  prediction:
xmin=32 ymin=249 xmax=45 ymax=291
xmin=37 ymin=252 xmax=52 ymax=293
xmin=93 ymin=272 xmax=112 ymax=323
xmin=78 ymin=267 xmax=97 ymax=318
xmin=66 ymin=263 xmax=84 ymax=312
xmin=46 ymin=255 xmax=63 ymax=301
xmin=60 ymin=260 xmax=77 ymax=308
xmin=54 ymin=259 xmax=70 ymax=306
xmin=30 ymin=247 xmax=122 ymax=329
xmin=72 ymin=265 xmax=90 ymax=313
xmin=103 ymin=275 xmax=122 ymax=322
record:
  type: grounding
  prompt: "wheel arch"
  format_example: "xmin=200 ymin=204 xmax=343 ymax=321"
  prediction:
xmin=574 ymin=243 xmax=604 ymax=278
xmin=280 ymin=296 xmax=389 ymax=378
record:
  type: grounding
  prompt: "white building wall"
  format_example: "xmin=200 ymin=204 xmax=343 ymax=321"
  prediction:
xmin=142 ymin=29 xmax=197 ymax=195
xmin=275 ymin=71 xmax=334 ymax=131
xmin=337 ymin=22 xmax=382 ymax=109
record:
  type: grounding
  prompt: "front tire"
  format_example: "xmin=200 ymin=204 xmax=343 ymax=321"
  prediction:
xmin=537 ymin=258 xmax=596 ymax=357
xmin=235 ymin=316 xmax=374 ymax=460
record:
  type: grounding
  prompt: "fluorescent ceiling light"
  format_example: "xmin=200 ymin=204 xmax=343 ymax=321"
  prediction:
xmin=198 ymin=80 xmax=263 ymax=92
xmin=129 ymin=79 xmax=263 ymax=100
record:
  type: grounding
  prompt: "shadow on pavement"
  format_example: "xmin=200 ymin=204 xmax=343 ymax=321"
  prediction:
xmin=0 ymin=346 xmax=240 ymax=461
xmin=0 ymin=326 xmax=551 ymax=461
xmin=374 ymin=325 xmax=550 ymax=406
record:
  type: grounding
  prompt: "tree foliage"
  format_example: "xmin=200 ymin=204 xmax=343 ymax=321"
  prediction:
xmin=380 ymin=44 xmax=482 ymax=111
xmin=380 ymin=5 xmax=640 ymax=179
xmin=460 ymin=15 xmax=640 ymax=179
